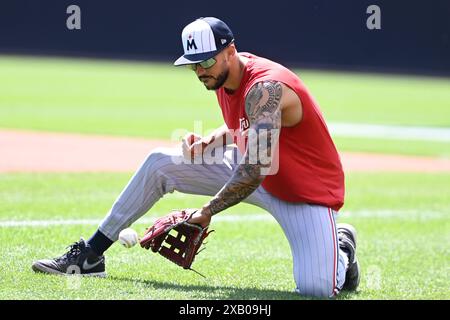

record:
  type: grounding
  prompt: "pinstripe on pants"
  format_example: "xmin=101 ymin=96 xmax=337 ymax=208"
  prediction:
xmin=98 ymin=146 xmax=347 ymax=297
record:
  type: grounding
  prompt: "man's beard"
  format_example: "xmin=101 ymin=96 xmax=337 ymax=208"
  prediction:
xmin=199 ymin=68 xmax=229 ymax=90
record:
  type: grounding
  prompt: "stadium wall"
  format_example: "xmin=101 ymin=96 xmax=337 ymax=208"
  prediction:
xmin=0 ymin=0 xmax=449 ymax=75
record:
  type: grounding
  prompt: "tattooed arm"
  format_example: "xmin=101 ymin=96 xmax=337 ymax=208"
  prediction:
xmin=200 ymin=81 xmax=283 ymax=217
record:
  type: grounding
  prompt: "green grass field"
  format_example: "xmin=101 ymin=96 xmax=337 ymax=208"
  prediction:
xmin=0 ymin=55 xmax=449 ymax=300
xmin=0 ymin=172 xmax=449 ymax=299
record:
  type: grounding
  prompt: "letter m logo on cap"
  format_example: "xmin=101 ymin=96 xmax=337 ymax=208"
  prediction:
xmin=186 ymin=35 xmax=198 ymax=51
xmin=181 ymin=19 xmax=217 ymax=55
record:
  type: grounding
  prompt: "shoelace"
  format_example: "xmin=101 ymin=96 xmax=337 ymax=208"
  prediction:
xmin=55 ymin=241 xmax=83 ymax=262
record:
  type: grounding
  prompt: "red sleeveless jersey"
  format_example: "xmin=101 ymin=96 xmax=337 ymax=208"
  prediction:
xmin=215 ymin=52 xmax=345 ymax=211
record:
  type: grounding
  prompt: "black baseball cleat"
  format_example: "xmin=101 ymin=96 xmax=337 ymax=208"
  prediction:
xmin=32 ymin=238 xmax=106 ymax=277
xmin=337 ymin=223 xmax=360 ymax=291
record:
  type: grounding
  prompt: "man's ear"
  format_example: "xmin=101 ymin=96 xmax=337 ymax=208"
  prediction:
xmin=227 ymin=43 xmax=237 ymax=58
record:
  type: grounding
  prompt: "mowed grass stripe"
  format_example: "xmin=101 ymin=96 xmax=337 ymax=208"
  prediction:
xmin=1 ymin=55 xmax=449 ymax=156
xmin=1 ymin=172 xmax=449 ymax=220
xmin=0 ymin=209 xmax=447 ymax=228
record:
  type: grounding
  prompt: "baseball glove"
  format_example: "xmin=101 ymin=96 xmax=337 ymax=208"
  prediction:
xmin=139 ymin=209 xmax=212 ymax=272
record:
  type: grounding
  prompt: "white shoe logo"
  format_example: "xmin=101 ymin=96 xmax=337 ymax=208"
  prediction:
xmin=82 ymin=259 xmax=102 ymax=271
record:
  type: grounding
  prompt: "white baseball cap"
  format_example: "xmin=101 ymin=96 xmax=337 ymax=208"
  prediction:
xmin=174 ymin=17 xmax=235 ymax=66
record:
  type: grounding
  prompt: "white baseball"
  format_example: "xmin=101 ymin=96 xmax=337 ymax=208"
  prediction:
xmin=118 ymin=228 xmax=139 ymax=248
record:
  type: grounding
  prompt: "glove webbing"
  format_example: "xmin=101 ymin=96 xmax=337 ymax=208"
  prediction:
xmin=158 ymin=225 xmax=210 ymax=277
xmin=159 ymin=228 xmax=192 ymax=268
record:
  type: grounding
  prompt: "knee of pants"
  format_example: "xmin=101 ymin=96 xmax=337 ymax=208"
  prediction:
xmin=143 ymin=147 xmax=179 ymax=173
xmin=295 ymin=274 xmax=336 ymax=299
xmin=140 ymin=148 xmax=178 ymax=192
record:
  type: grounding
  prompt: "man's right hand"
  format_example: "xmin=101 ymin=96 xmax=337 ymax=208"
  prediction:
xmin=182 ymin=133 xmax=208 ymax=161
xmin=181 ymin=125 xmax=230 ymax=162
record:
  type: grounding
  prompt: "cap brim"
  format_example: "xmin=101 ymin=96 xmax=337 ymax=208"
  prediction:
xmin=173 ymin=56 xmax=202 ymax=66
xmin=173 ymin=51 xmax=218 ymax=66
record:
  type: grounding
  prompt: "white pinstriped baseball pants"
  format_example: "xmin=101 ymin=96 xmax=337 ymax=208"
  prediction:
xmin=99 ymin=146 xmax=348 ymax=298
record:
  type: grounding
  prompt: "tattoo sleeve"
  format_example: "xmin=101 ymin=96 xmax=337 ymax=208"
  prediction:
xmin=205 ymin=81 xmax=282 ymax=215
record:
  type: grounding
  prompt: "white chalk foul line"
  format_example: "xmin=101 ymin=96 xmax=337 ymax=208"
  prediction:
xmin=0 ymin=215 xmax=273 ymax=228
xmin=0 ymin=210 xmax=447 ymax=228
xmin=329 ymin=122 xmax=450 ymax=142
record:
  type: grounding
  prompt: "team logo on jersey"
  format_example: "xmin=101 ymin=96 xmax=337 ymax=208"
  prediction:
xmin=186 ymin=35 xmax=198 ymax=51
xmin=239 ymin=117 xmax=250 ymax=131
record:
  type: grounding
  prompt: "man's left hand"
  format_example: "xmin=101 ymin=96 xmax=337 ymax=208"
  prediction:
xmin=187 ymin=207 xmax=212 ymax=228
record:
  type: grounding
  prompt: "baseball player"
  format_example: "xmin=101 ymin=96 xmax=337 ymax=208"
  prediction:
xmin=32 ymin=17 xmax=360 ymax=298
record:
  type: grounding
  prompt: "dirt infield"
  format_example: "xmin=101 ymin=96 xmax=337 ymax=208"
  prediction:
xmin=1 ymin=129 xmax=449 ymax=173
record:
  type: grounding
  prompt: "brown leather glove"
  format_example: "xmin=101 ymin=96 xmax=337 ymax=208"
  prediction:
xmin=139 ymin=209 xmax=212 ymax=270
